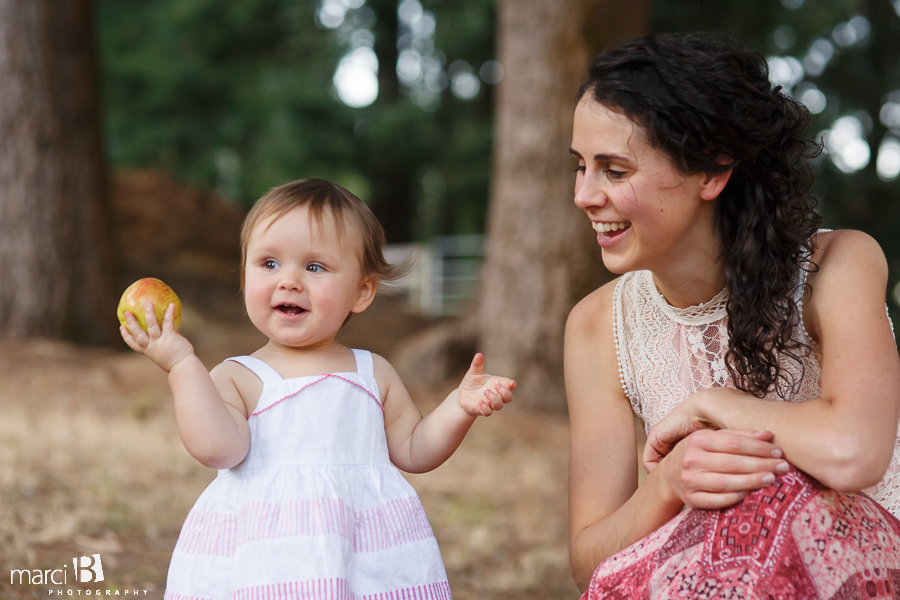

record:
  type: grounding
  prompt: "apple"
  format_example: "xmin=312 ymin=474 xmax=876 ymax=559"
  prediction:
xmin=117 ymin=277 xmax=182 ymax=332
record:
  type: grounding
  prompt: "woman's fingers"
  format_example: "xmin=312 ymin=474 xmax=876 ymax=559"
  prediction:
xmin=656 ymin=429 xmax=793 ymax=508
xmin=688 ymin=468 xmax=781 ymax=493
xmin=645 ymin=428 xmax=783 ymax=472
xmin=695 ymin=451 xmax=789 ymax=476
xmin=646 ymin=415 xmax=700 ymax=455
xmin=690 ymin=428 xmax=782 ymax=458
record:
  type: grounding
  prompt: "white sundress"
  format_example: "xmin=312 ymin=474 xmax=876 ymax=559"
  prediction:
xmin=164 ymin=349 xmax=451 ymax=600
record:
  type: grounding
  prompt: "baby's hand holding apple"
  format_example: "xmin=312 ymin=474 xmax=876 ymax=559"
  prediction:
xmin=117 ymin=279 xmax=195 ymax=373
xmin=120 ymin=301 xmax=195 ymax=372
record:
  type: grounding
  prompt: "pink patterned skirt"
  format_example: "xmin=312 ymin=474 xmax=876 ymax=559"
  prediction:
xmin=582 ymin=467 xmax=900 ymax=599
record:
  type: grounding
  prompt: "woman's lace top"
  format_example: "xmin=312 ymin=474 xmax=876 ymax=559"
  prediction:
xmin=613 ymin=268 xmax=900 ymax=518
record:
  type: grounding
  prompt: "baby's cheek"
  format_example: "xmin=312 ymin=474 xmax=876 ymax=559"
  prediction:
xmin=244 ymin=289 xmax=272 ymax=328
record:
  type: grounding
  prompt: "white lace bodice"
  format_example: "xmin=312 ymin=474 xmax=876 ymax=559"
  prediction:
xmin=613 ymin=269 xmax=900 ymax=518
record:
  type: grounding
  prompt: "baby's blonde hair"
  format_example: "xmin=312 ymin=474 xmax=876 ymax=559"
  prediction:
xmin=240 ymin=179 xmax=403 ymax=292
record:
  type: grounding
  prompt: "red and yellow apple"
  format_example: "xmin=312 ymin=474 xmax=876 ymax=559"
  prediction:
xmin=117 ymin=277 xmax=182 ymax=332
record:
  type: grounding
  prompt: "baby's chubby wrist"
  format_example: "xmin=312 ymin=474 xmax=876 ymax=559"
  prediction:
xmin=450 ymin=388 xmax=481 ymax=420
xmin=164 ymin=347 xmax=201 ymax=375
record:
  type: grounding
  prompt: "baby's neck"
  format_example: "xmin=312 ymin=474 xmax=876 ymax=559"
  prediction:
xmin=252 ymin=340 xmax=359 ymax=378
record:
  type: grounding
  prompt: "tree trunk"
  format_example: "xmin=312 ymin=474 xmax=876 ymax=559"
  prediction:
xmin=0 ymin=0 xmax=118 ymax=345
xmin=363 ymin=0 xmax=415 ymax=244
xmin=476 ymin=0 xmax=647 ymax=411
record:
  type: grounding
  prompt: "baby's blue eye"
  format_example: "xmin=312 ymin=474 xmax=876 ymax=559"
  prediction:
xmin=307 ymin=264 xmax=324 ymax=273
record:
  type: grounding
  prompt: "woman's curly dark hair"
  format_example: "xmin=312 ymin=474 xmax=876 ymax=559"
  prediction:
xmin=578 ymin=32 xmax=823 ymax=399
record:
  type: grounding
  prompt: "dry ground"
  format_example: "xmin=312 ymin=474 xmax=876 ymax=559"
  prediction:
xmin=0 ymin=297 xmax=579 ymax=600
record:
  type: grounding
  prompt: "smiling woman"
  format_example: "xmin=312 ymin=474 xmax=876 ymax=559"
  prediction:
xmin=565 ymin=32 xmax=900 ymax=599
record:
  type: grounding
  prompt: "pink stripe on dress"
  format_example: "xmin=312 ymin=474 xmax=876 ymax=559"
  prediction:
xmin=159 ymin=579 xmax=452 ymax=600
xmin=175 ymin=496 xmax=434 ymax=557
xmin=355 ymin=497 xmax=433 ymax=553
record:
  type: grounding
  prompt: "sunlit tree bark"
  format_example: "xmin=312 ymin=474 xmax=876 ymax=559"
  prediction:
xmin=476 ymin=0 xmax=648 ymax=411
xmin=0 ymin=0 xmax=117 ymax=345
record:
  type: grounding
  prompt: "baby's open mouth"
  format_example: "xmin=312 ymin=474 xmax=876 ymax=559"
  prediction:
xmin=276 ymin=304 xmax=307 ymax=316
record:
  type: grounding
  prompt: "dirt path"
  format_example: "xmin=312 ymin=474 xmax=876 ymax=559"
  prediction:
xmin=0 ymin=299 xmax=578 ymax=599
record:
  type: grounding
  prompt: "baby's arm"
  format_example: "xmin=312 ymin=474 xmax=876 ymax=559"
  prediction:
xmin=378 ymin=353 xmax=515 ymax=474
xmin=120 ymin=301 xmax=251 ymax=469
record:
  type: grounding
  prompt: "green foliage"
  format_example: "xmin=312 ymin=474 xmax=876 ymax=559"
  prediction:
xmin=95 ymin=0 xmax=496 ymax=243
xmin=97 ymin=0 xmax=360 ymax=202
xmin=653 ymin=0 xmax=900 ymax=302
xmin=97 ymin=0 xmax=900 ymax=290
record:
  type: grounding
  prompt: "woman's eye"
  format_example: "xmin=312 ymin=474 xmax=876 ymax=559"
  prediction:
xmin=573 ymin=165 xmax=586 ymax=174
xmin=607 ymin=169 xmax=627 ymax=180
xmin=262 ymin=259 xmax=279 ymax=270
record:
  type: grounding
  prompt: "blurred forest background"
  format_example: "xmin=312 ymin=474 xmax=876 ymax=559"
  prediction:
xmin=2 ymin=0 xmax=900 ymax=598
xmin=3 ymin=0 xmax=900 ymax=411
xmin=95 ymin=0 xmax=900 ymax=244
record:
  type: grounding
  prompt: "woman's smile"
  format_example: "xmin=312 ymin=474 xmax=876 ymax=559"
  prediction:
xmin=592 ymin=220 xmax=632 ymax=248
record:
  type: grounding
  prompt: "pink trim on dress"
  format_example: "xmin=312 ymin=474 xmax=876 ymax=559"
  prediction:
xmin=250 ymin=375 xmax=383 ymax=417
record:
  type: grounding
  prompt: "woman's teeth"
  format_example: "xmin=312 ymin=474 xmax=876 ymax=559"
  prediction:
xmin=592 ymin=221 xmax=631 ymax=233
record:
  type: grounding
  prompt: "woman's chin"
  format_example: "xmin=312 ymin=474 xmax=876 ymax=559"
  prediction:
xmin=600 ymin=253 xmax=632 ymax=275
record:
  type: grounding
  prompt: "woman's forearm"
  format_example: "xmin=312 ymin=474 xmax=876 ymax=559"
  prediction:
xmin=694 ymin=388 xmax=895 ymax=491
xmin=570 ymin=466 xmax=684 ymax=590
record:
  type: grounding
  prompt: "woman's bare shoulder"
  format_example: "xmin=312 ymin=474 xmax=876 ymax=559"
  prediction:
xmin=565 ymin=277 xmax=625 ymax=402
xmin=567 ymin=276 xmax=622 ymax=338
xmin=806 ymin=229 xmax=889 ymax=341
xmin=811 ymin=229 xmax=887 ymax=273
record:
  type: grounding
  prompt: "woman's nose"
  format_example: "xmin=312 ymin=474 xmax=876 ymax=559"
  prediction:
xmin=574 ymin=172 xmax=607 ymax=211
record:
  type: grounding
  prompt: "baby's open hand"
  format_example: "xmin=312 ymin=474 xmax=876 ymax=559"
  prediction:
xmin=457 ymin=353 xmax=516 ymax=417
xmin=120 ymin=301 xmax=195 ymax=373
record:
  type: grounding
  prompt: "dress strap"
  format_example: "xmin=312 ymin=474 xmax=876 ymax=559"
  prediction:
xmin=224 ymin=356 xmax=284 ymax=386
xmin=351 ymin=349 xmax=374 ymax=376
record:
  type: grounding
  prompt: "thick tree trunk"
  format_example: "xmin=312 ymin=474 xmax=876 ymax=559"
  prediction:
xmin=476 ymin=0 xmax=647 ymax=411
xmin=0 ymin=0 xmax=117 ymax=345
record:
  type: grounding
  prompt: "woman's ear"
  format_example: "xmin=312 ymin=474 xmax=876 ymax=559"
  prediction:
xmin=699 ymin=158 xmax=734 ymax=201
xmin=351 ymin=275 xmax=378 ymax=314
